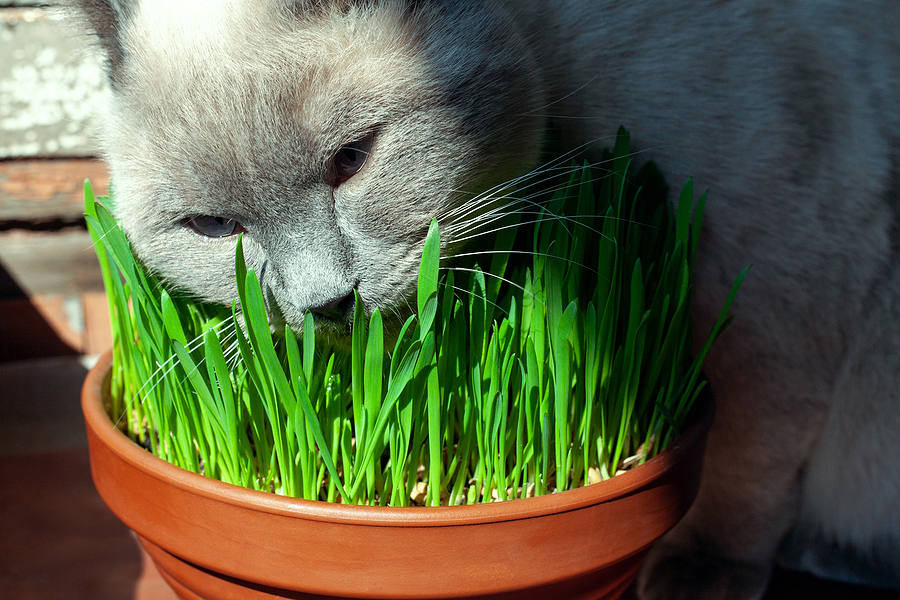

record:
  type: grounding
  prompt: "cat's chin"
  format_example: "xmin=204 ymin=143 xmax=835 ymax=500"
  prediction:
xmin=280 ymin=307 xmax=415 ymax=352
xmin=268 ymin=312 xmax=353 ymax=348
xmin=309 ymin=315 xmax=354 ymax=348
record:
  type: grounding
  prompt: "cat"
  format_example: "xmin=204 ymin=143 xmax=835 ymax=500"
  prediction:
xmin=71 ymin=1 xmax=900 ymax=598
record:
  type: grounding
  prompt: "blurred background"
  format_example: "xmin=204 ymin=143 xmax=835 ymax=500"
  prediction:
xmin=0 ymin=1 xmax=897 ymax=599
xmin=0 ymin=2 xmax=175 ymax=598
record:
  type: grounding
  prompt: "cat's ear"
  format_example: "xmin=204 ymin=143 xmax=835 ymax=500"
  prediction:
xmin=70 ymin=0 xmax=133 ymax=88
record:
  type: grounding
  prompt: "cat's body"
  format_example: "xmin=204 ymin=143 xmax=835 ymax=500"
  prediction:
xmin=73 ymin=1 xmax=900 ymax=598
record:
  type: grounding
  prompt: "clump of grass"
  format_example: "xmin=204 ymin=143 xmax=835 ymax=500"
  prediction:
xmin=85 ymin=128 xmax=744 ymax=506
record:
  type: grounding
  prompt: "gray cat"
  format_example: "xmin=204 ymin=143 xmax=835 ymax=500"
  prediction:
xmin=71 ymin=1 xmax=900 ymax=598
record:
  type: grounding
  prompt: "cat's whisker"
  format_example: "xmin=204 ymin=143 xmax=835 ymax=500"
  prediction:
xmin=226 ymin=345 xmax=244 ymax=370
xmin=399 ymin=294 xmax=417 ymax=324
xmin=441 ymin=147 xmax=601 ymax=222
xmin=443 ymin=161 xmax=587 ymax=223
xmin=444 ymin=282 xmax=511 ymax=317
xmin=444 ymin=185 xmax=586 ymax=236
xmin=448 ymin=206 xmax=633 ymax=244
xmin=521 ymin=69 xmax=610 ymax=117
xmin=444 ymin=192 xmax=568 ymax=239
xmin=443 ymin=165 xmax=602 ymax=230
xmin=449 ymin=200 xmax=658 ymax=245
xmin=113 ymin=357 xmax=179 ymax=429
xmin=536 ymin=114 xmax=606 ymax=120
xmin=450 ymin=249 xmax=605 ymax=279
xmin=444 ymin=160 xmax=585 ymax=206
xmin=447 ymin=214 xmax=600 ymax=248
xmin=442 ymin=266 xmax=546 ymax=310
xmin=445 ymin=154 xmax=664 ymax=244
xmin=86 ymin=224 xmax=124 ymax=252
xmin=113 ymin=316 xmax=237 ymax=427
xmin=446 ymin=144 xmax=659 ymax=229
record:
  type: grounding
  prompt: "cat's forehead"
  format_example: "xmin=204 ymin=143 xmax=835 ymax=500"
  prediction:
xmin=119 ymin=0 xmax=428 ymax=141
xmin=129 ymin=0 xmax=251 ymax=51
xmin=125 ymin=0 xmax=423 ymax=82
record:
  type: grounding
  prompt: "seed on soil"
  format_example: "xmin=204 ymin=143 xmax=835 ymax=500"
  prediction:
xmin=410 ymin=481 xmax=428 ymax=504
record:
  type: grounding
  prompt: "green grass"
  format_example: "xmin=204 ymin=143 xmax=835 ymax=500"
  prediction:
xmin=85 ymin=128 xmax=745 ymax=506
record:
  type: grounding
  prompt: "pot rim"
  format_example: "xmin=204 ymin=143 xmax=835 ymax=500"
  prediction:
xmin=83 ymin=350 xmax=713 ymax=528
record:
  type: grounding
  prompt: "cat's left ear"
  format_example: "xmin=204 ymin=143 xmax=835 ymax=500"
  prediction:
xmin=69 ymin=0 xmax=133 ymax=89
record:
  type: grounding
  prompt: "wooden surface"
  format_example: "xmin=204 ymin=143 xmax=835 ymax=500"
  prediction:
xmin=0 ymin=159 xmax=109 ymax=223
xmin=0 ymin=159 xmax=111 ymax=359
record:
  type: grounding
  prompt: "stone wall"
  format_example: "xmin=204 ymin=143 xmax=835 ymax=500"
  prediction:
xmin=1 ymin=1 xmax=109 ymax=158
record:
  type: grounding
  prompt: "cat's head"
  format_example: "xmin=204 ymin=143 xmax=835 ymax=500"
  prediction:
xmin=74 ymin=0 xmax=547 ymax=335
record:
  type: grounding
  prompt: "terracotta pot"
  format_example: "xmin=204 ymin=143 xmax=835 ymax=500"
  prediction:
xmin=83 ymin=351 xmax=713 ymax=600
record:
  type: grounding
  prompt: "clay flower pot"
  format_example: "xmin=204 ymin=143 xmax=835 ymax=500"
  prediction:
xmin=83 ymin=352 xmax=713 ymax=600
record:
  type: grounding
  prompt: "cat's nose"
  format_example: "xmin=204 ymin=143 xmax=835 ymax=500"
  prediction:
xmin=309 ymin=289 xmax=356 ymax=322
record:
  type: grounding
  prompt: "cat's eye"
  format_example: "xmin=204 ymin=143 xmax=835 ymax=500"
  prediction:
xmin=186 ymin=215 xmax=241 ymax=238
xmin=332 ymin=133 xmax=374 ymax=185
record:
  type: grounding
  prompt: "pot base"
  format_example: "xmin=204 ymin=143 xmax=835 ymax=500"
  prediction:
xmin=143 ymin=534 xmax=643 ymax=600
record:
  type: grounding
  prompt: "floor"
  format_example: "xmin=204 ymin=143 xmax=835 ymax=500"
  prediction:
xmin=1 ymin=159 xmax=899 ymax=599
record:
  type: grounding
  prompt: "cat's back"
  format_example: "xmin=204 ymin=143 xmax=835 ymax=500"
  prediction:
xmin=508 ymin=0 xmax=900 ymax=302
xmin=508 ymin=1 xmax=900 ymax=593
xmin=508 ymin=0 xmax=900 ymax=158
xmin=515 ymin=0 xmax=900 ymax=591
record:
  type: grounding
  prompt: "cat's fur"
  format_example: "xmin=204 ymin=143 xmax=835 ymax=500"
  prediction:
xmin=72 ymin=1 xmax=900 ymax=598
